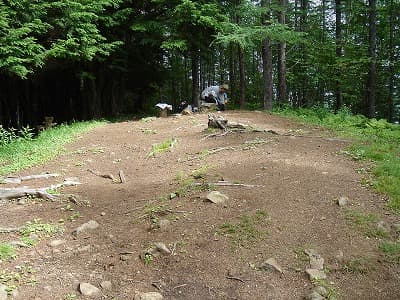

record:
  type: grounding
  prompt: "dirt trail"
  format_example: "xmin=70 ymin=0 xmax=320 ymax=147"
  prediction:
xmin=1 ymin=111 xmax=399 ymax=300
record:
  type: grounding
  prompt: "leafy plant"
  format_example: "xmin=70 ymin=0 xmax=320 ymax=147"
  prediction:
xmin=0 ymin=243 xmax=16 ymax=261
xmin=380 ymin=241 xmax=400 ymax=264
xmin=148 ymin=138 xmax=177 ymax=157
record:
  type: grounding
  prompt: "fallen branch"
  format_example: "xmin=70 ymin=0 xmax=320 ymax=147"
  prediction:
xmin=119 ymin=170 xmax=126 ymax=183
xmin=87 ymin=169 xmax=116 ymax=182
xmin=2 ymin=173 xmax=60 ymax=184
xmin=194 ymin=182 xmax=264 ymax=188
xmin=226 ymin=276 xmax=246 ymax=283
xmin=0 ymin=227 xmax=21 ymax=233
xmin=0 ymin=180 xmax=81 ymax=201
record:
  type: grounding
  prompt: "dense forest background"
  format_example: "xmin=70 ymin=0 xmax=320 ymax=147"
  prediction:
xmin=0 ymin=0 xmax=399 ymax=129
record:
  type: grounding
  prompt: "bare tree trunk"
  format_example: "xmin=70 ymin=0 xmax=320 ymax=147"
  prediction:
xmin=191 ymin=49 xmax=200 ymax=108
xmin=277 ymin=0 xmax=288 ymax=103
xmin=335 ymin=0 xmax=343 ymax=112
xmin=366 ymin=0 xmax=377 ymax=118
xmin=238 ymin=47 xmax=246 ymax=109
xmin=387 ymin=0 xmax=394 ymax=122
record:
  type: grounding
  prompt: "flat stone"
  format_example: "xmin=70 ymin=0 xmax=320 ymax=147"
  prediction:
xmin=100 ymin=280 xmax=112 ymax=290
xmin=159 ymin=219 xmax=171 ymax=231
xmin=79 ymin=282 xmax=101 ymax=297
xmin=206 ymin=191 xmax=229 ymax=204
xmin=305 ymin=269 xmax=327 ymax=280
xmin=73 ymin=220 xmax=99 ymax=236
xmin=48 ymin=239 xmax=65 ymax=247
xmin=337 ymin=196 xmax=349 ymax=207
xmin=306 ymin=291 xmax=325 ymax=300
xmin=134 ymin=292 xmax=163 ymax=300
xmin=260 ymin=258 xmax=283 ymax=273
xmin=0 ymin=284 xmax=7 ymax=300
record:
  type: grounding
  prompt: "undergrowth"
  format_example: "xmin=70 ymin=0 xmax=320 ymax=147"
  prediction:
xmin=0 ymin=120 xmax=106 ymax=176
xmin=273 ymin=105 xmax=400 ymax=213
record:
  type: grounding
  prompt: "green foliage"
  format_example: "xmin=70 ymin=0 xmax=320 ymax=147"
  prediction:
xmin=218 ymin=210 xmax=268 ymax=248
xmin=0 ymin=243 xmax=16 ymax=261
xmin=344 ymin=209 xmax=388 ymax=239
xmin=0 ymin=120 xmax=105 ymax=175
xmin=148 ymin=138 xmax=177 ymax=157
xmin=380 ymin=241 xmax=400 ymax=264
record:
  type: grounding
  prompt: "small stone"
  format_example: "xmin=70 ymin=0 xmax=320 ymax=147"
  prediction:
xmin=305 ymin=269 xmax=327 ymax=280
xmin=100 ymin=281 xmax=112 ymax=290
xmin=17 ymin=198 xmax=26 ymax=205
xmin=0 ymin=284 xmax=7 ymax=300
xmin=73 ymin=220 xmax=99 ymax=236
xmin=306 ymin=291 xmax=325 ymax=300
xmin=134 ymin=292 xmax=163 ymax=300
xmin=313 ymin=286 xmax=328 ymax=297
xmin=49 ymin=239 xmax=65 ymax=247
xmin=377 ymin=221 xmax=390 ymax=234
xmin=260 ymin=258 xmax=283 ymax=273
xmin=77 ymin=245 xmax=91 ymax=253
xmin=159 ymin=219 xmax=171 ymax=231
xmin=120 ymin=254 xmax=132 ymax=261
xmin=337 ymin=196 xmax=349 ymax=207
xmin=206 ymin=191 xmax=229 ymax=204
xmin=154 ymin=242 xmax=171 ymax=255
xmin=101 ymin=212 xmax=106 ymax=216
xmin=310 ymin=256 xmax=324 ymax=270
xmin=79 ymin=282 xmax=101 ymax=297
xmin=335 ymin=250 xmax=344 ymax=262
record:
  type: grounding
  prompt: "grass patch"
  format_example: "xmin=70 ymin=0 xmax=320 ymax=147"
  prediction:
xmin=0 ymin=265 xmax=36 ymax=293
xmin=342 ymin=256 xmax=374 ymax=274
xmin=0 ymin=120 xmax=106 ymax=176
xmin=273 ymin=105 xmax=400 ymax=213
xmin=380 ymin=241 xmax=400 ymax=264
xmin=0 ymin=243 xmax=16 ymax=261
xmin=218 ymin=210 xmax=268 ymax=248
xmin=19 ymin=219 xmax=63 ymax=246
xmin=148 ymin=138 xmax=177 ymax=157
xmin=344 ymin=209 xmax=388 ymax=239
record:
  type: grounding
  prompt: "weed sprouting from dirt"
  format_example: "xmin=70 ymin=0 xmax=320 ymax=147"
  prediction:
xmin=148 ymin=138 xmax=177 ymax=157
xmin=218 ymin=210 xmax=268 ymax=248
xmin=0 ymin=243 xmax=16 ymax=261
xmin=344 ymin=209 xmax=388 ymax=238
xmin=342 ymin=257 xmax=374 ymax=274
xmin=380 ymin=241 xmax=400 ymax=264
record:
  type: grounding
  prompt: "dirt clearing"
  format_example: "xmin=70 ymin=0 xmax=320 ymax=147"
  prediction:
xmin=1 ymin=111 xmax=399 ymax=300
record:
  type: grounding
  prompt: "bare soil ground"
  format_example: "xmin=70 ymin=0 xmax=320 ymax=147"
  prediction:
xmin=1 ymin=110 xmax=399 ymax=300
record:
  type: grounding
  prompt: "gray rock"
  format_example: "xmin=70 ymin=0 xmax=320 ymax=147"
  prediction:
xmin=100 ymin=280 xmax=112 ymax=290
xmin=159 ymin=219 xmax=171 ymax=231
xmin=79 ymin=282 xmax=101 ymax=297
xmin=306 ymin=291 xmax=325 ymax=300
xmin=377 ymin=221 xmax=390 ymax=234
xmin=260 ymin=258 xmax=283 ymax=273
xmin=313 ymin=286 xmax=328 ymax=297
xmin=206 ymin=191 xmax=229 ymax=204
xmin=305 ymin=249 xmax=324 ymax=270
xmin=134 ymin=292 xmax=163 ymax=300
xmin=154 ymin=242 xmax=171 ymax=255
xmin=337 ymin=196 xmax=349 ymax=207
xmin=305 ymin=269 xmax=327 ymax=280
xmin=73 ymin=220 xmax=99 ymax=236
xmin=48 ymin=239 xmax=65 ymax=247
xmin=0 ymin=284 xmax=7 ymax=300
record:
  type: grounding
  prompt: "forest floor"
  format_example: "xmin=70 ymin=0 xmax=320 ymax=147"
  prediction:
xmin=1 ymin=110 xmax=399 ymax=300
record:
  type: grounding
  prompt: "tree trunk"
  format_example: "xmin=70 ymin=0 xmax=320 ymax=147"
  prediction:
xmin=191 ymin=49 xmax=200 ymax=108
xmin=335 ymin=0 xmax=343 ymax=111
xmin=277 ymin=0 xmax=288 ymax=103
xmin=387 ymin=0 xmax=394 ymax=122
xmin=366 ymin=0 xmax=377 ymax=118
xmin=238 ymin=47 xmax=246 ymax=109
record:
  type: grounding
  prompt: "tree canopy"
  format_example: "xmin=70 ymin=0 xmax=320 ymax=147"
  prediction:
xmin=0 ymin=0 xmax=399 ymax=128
